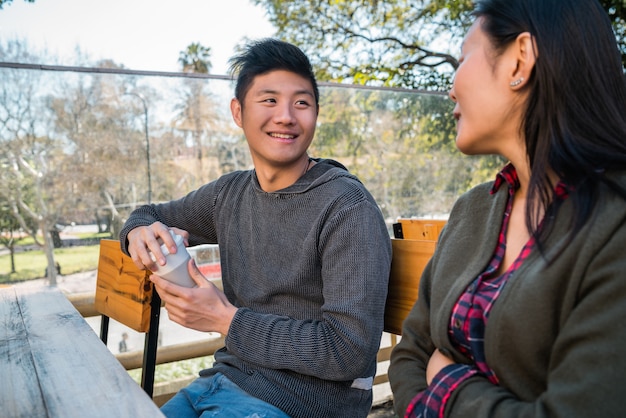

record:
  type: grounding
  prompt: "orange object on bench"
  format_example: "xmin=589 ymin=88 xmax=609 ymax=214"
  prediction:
xmin=395 ymin=218 xmax=446 ymax=241
xmin=384 ymin=219 xmax=447 ymax=335
xmin=383 ymin=238 xmax=437 ymax=335
xmin=95 ymin=239 xmax=160 ymax=397
xmin=95 ymin=239 xmax=153 ymax=332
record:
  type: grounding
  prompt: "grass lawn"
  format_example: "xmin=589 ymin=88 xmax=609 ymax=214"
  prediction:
xmin=0 ymin=237 xmax=106 ymax=284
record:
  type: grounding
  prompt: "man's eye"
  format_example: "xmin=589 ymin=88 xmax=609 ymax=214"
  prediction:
xmin=263 ymin=98 xmax=277 ymax=103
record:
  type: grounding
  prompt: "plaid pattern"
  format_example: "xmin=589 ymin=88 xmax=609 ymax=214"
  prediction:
xmin=405 ymin=164 xmax=570 ymax=418
xmin=405 ymin=364 xmax=478 ymax=418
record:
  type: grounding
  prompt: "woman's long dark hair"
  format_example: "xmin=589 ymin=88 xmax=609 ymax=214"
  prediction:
xmin=474 ymin=0 xmax=626 ymax=249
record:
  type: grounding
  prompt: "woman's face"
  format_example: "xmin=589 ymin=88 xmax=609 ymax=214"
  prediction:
xmin=449 ymin=19 xmax=525 ymax=158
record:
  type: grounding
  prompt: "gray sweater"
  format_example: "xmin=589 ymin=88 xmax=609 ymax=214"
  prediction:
xmin=120 ymin=159 xmax=392 ymax=418
xmin=389 ymin=171 xmax=626 ymax=417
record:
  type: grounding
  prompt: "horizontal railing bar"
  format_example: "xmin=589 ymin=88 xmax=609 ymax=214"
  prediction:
xmin=66 ymin=293 xmax=392 ymax=387
xmin=66 ymin=292 xmax=98 ymax=317
xmin=0 ymin=61 xmax=447 ymax=96
xmin=115 ymin=338 xmax=225 ymax=370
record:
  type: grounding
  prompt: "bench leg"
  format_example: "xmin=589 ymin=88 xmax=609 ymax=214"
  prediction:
xmin=100 ymin=315 xmax=110 ymax=344
xmin=141 ymin=290 xmax=161 ymax=397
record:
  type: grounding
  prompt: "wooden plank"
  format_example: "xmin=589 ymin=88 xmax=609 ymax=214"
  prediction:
xmin=373 ymin=373 xmax=390 ymax=386
xmin=66 ymin=292 xmax=99 ymax=317
xmin=95 ymin=239 xmax=153 ymax=332
xmin=0 ymin=286 xmax=164 ymax=418
xmin=397 ymin=219 xmax=446 ymax=241
xmin=0 ymin=287 xmax=48 ymax=416
xmin=152 ymin=375 xmax=196 ymax=407
xmin=384 ymin=239 xmax=436 ymax=335
xmin=115 ymin=336 xmax=226 ymax=370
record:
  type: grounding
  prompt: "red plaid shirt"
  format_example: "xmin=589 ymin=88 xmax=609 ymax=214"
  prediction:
xmin=405 ymin=164 xmax=570 ymax=418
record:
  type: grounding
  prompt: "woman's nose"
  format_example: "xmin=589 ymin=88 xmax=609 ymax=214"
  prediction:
xmin=448 ymin=86 xmax=457 ymax=103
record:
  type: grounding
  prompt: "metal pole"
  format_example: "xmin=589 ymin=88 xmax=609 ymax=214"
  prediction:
xmin=124 ymin=92 xmax=152 ymax=204
xmin=141 ymin=289 xmax=161 ymax=397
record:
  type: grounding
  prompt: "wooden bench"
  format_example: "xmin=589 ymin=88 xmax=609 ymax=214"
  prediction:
xmin=385 ymin=218 xmax=445 ymax=334
xmin=383 ymin=238 xmax=437 ymax=335
xmin=374 ymin=219 xmax=444 ymax=386
xmin=95 ymin=239 xmax=160 ymax=397
xmin=95 ymin=239 xmax=223 ymax=402
xmin=393 ymin=218 xmax=446 ymax=241
xmin=95 ymin=219 xmax=444 ymax=401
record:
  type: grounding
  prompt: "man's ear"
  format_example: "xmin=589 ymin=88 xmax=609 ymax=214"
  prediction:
xmin=230 ymin=98 xmax=243 ymax=127
xmin=509 ymin=31 xmax=537 ymax=90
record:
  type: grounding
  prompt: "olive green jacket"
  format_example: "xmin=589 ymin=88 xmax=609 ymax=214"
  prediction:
xmin=389 ymin=172 xmax=626 ymax=417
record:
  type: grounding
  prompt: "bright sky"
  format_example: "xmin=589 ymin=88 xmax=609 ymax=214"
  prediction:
xmin=0 ymin=0 xmax=276 ymax=75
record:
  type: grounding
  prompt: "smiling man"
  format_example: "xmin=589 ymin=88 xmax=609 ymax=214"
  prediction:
xmin=119 ymin=39 xmax=391 ymax=418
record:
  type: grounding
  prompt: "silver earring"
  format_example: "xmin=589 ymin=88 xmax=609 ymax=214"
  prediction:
xmin=510 ymin=77 xmax=524 ymax=87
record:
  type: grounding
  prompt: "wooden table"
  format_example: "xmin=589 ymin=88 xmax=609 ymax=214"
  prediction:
xmin=0 ymin=286 xmax=165 ymax=418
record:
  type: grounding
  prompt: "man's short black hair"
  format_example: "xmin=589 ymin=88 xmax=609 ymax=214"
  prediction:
xmin=228 ymin=38 xmax=319 ymax=106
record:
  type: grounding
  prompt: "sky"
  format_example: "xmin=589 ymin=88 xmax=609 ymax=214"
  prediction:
xmin=0 ymin=0 xmax=276 ymax=75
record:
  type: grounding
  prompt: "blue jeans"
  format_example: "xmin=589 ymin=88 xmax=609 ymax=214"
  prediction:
xmin=161 ymin=372 xmax=291 ymax=418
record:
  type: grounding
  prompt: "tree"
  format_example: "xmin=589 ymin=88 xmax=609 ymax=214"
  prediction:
xmin=173 ymin=43 xmax=220 ymax=184
xmin=0 ymin=40 xmax=70 ymax=285
xmin=49 ymin=58 xmax=163 ymax=237
xmin=178 ymin=43 xmax=213 ymax=74
xmin=312 ymin=85 xmax=503 ymax=219
xmin=252 ymin=0 xmax=624 ymax=217
xmin=254 ymin=0 xmax=473 ymax=90
xmin=0 ymin=197 xmax=20 ymax=273
xmin=255 ymin=0 xmax=626 ymax=91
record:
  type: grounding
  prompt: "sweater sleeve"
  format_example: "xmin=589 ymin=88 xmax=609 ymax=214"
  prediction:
xmin=224 ymin=199 xmax=392 ymax=381
xmin=405 ymin=364 xmax=478 ymax=418
xmin=119 ymin=177 xmax=225 ymax=254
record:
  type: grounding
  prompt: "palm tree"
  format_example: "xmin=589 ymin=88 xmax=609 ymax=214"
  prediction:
xmin=178 ymin=43 xmax=212 ymax=74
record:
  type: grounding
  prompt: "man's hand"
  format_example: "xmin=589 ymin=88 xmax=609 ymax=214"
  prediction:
xmin=150 ymin=258 xmax=237 ymax=336
xmin=127 ymin=222 xmax=189 ymax=271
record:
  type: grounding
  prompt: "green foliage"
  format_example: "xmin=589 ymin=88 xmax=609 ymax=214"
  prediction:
xmin=254 ymin=0 xmax=473 ymax=90
xmin=0 ymin=198 xmax=20 ymax=242
xmin=255 ymin=0 xmax=626 ymax=91
xmin=313 ymin=86 xmax=497 ymax=220
xmin=178 ymin=43 xmax=212 ymax=74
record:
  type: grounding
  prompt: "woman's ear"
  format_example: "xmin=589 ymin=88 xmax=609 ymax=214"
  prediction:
xmin=509 ymin=32 xmax=537 ymax=90
xmin=230 ymin=98 xmax=243 ymax=127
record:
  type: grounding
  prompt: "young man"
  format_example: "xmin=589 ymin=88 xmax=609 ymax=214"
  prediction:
xmin=120 ymin=39 xmax=391 ymax=418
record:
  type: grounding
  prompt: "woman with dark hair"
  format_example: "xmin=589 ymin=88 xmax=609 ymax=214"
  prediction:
xmin=389 ymin=0 xmax=626 ymax=416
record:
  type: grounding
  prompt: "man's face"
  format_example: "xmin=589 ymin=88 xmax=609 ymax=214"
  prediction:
xmin=230 ymin=70 xmax=318 ymax=169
